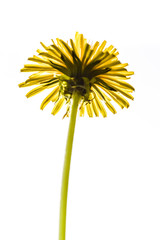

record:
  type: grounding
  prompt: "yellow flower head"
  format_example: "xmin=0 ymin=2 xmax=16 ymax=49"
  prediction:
xmin=19 ymin=32 xmax=134 ymax=118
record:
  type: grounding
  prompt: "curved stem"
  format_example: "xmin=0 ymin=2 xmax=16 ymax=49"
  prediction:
xmin=59 ymin=91 xmax=80 ymax=240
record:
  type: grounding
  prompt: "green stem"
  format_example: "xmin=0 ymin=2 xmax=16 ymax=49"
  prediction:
xmin=59 ymin=91 xmax=80 ymax=240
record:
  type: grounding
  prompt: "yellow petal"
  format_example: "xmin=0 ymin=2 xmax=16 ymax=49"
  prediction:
xmin=21 ymin=64 xmax=53 ymax=72
xmin=79 ymin=101 xmax=85 ymax=117
xmin=107 ymin=70 xmax=134 ymax=76
xmin=100 ymin=56 xmax=118 ymax=68
xmin=104 ymin=100 xmax=117 ymax=114
xmin=51 ymin=97 xmax=65 ymax=115
xmin=97 ymin=84 xmax=128 ymax=108
xmin=94 ymin=96 xmax=107 ymax=117
xmin=110 ymin=48 xmax=117 ymax=54
xmin=93 ymin=86 xmax=116 ymax=114
xmin=106 ymin=82 xmax=134 ymax=100
xmin=100 ymin=75 xmax=130 ymax=81
xmin=70 ymin=39 xmax=79 ymax=57
xmin=89 ymin=40 xmax=106 ymax=65
xmin=26 ymin=85 xmax=46 ymax=98
xmin=39 ymin=51 xmax=62 ymax=64
xmin=56 ymin=38 xmax=73 ymax=62
xmin=20 ymin=79 xmax=46 ymax=87
xmin=99 ymin=40 xmax=107 ymax=51
xmin=88 ymin=41 xmax=99 ymax=62
xmin=18 ymin=82 xmax=26 ymax=88
xmin=103 ymin=78 xmax=135 ymax=91
xmin=37 ymin=49 xmax=43 ymax=54
xmin=49 ymin=45 xmax=61 ymax=56
xmin=91 ymin=99 xmax=99 ymax=117
xmin=93 ymin=40 xmax=107 ymax=59
xmin=75 ymin=32 xmax=81 ymax=58
xmin=47 ymin=47 xmax=61 ymax=58
xmin=51 ymin=39 xmax=55 ymax=45
xmin=86 ymin=103 xmax=94 ymax=117
xmin=28 ymin=56 xmax=50 ymax=65
xmin=29 ymin=72 xmax=54 ymax=80
xmin=80 ymin=34 xmax=85 ymax=60
xmin=104 ymin=45 xmax=114 ymax=54
xmin=110 ymin=91 xmax=130 ymax=108
xmin=40 ymin=42 xmax=48 ymax=50
xmin=51 ymin=92 xmax=59 ymax=102
xmin=92 ymin=85 xmax=111 ymax=101
xmin=40 ymin=86 xmax=59 ymax=110
xmin=25 ymin=81 xmax=58 ymax=98
xmin=92 ymin=41 xmax=99 ymax=53
xmin=93 ymin=54 xmax=119 ymax=70
xmin=114 ymin=51 xmax=119 ymax=56
xmin=81 ymin=43 xmax=90 ymax=63
xmin=111 ymin=63 xmax=128 ymax=70
xmin=29 ymin=73 xmax=54 ymax=81
xmin=83 ymin=48 xmax=93 ymax=66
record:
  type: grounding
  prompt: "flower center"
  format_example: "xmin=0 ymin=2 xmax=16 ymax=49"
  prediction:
xmin=59 ymin=75 xmax=91 ymax=101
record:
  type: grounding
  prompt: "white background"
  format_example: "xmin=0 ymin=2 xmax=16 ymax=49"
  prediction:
xmin=0 ymin=0 xmax=160 ymax=240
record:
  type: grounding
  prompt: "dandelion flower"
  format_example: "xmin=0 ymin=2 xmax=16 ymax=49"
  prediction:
xmin=19 ymin=32 xmax=134 ymax=118
xmin=19 ymin=32 xmax=134 ymax=240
